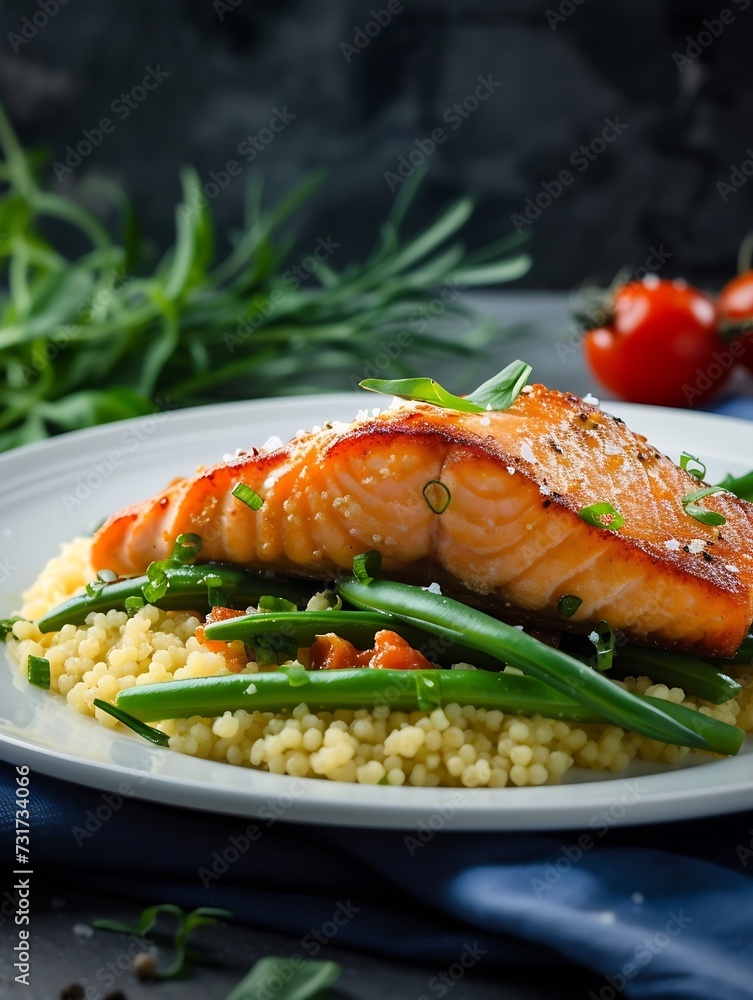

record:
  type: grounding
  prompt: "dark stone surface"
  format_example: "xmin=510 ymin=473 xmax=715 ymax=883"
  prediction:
xmin=4 ymin=883 xmax=600 ymax=999
xmin=0 ymin=0 xmax=751 ymax=290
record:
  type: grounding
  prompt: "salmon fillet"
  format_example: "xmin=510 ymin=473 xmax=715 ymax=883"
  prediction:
xmin=91 ymin=386 xmax=753 ymax=658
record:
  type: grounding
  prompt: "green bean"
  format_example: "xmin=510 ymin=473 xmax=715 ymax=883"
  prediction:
xmin=204 ymin=610 xmax=505 ymax=670
xmin=612 ymin=646 xmax=741 ymax=705
xmin=721 ymin=635 xmax=753 ymax=665
xmin=337 ymin=577 xmax=728 ymax=753
xmin=113 ymin=669 xmax=743 ymax=756
xmin=37 ymin=565 xmax=314 ymax=633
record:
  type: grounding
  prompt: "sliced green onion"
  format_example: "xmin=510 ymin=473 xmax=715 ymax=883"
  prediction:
xmin=353 ymin=550 xmax=382 ymax=586
xmin=589 ymin=621 xmax=616 ymax=672
xmin=258 ymin=595 xmax=298 ymax=613
xmin=203 ymin=572 xmax=228 ymax=608
xmin=0 ymin=617 xmax=22 ymax=642
xmin=125 ymin=596 xmax=145 ymax=617
xmin=93 ymin=698 xmax=170 ymax=746
xmin=557 ymin=595 xmax=582 ymax=618
xmin=232 ymin=482 xmax=264 ymax=511
xmin=169 ymin=532 xmax=203 ymax=565
xmin=682 ymin=486 xmax=727 ymax=526
xmin=306 ymin=590 xmax=342 ymax=612
xmin=578 ymin=503 xmax=624 ymax=531
xmin=423 ymin=480 xmax=452 ymax=514
xmin=680 ymin=452 xmax=706 ymax=480
xmin=143 ymin=561 xmax=169 ymax=603
xmin=360 ymin=360 xmax=532 ymax=414
xmin=27 ymin=654 xmax=50 ymax=689
xmin=97 ymin=569 xmax=119 ymax=584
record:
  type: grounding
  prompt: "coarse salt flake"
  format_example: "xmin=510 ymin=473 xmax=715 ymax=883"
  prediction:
xmin=583 ymin=393 xmax=600 ymax=406
xmin=726 ymin=564 xmax=740 ymax=573
xmin=506 ymin=466 xmax=516 ymax=475
xmin=664 ymin=539 xmax=681 ymax=551
xmin=588 ymin=631 xmax=599 ymax=643
xmin=521 ymin=443 xmax=536 ymax=464
xmin=261 ymin=435 xmax=283 ymax=451
xmin=687 ymin=539 xmax=706 ymax=554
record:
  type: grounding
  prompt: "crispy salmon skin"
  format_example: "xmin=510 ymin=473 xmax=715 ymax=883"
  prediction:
xmin=91 ymin=386 xmax=753 ymax=658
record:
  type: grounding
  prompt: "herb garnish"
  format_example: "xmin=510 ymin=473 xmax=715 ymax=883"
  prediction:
xmin=679 ymin=452 xmax=706 ymax=480
xmin=557 ymin=595 xmax=582 ymax=618
xmin=353 ymin=550 xmax=382 ymax=586
xmin=682 ymin=486 xmax=727 ymax=527
xmin=360 ymin=360 xmax=532 ymax=414
xmin=232 ymin=482 xmax=264 ymax=511
xmin=27 ymin=654 xmax=50 ymax=688
xmin=0 ymin=617 xmax=22 ymax=641
xmin=423 ymin=480 xmax=452 ymax=514
xmin=578 ymin=503 xmax=624 ymax=531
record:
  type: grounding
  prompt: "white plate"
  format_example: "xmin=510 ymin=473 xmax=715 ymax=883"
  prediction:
xmin=1 ymin=394 xmax=752 ymax=830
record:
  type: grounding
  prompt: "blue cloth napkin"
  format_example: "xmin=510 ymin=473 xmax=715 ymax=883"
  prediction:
xmin=3 ymin=397 xmax=753 ymax=999
xmin=1 ymin=763 xmax=752 ymax=999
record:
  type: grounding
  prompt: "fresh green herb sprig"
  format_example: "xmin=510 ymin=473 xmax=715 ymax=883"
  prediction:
xmin=93 ymin=903 xmax=232 ymax=979
xmin=0 ymin=105 xmax=530 ymax=452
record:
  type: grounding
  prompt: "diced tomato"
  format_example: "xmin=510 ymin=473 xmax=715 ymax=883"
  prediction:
xmin=310 ymin=633 xmax=371 ymax=670
xmin=309 ymin=630 xmax=432 ymax=670
xmin=368 ymin=630 xmax=433 ymax=670
xmin=196 ymin=606 xmax=249 ymax=672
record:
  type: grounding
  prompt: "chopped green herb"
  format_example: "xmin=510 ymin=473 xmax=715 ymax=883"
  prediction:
xmin=203 ymin=572 xmax=229 ymax=608
xmin=0 ymin=617 xmax=22 ymax=642
xmin=93 ymin=699 xmax=170 ymax=747
xmin=223 ymin=957 xmax=341 ymax=1000
xmin=557 ymin=595 xmax=582 ymax=618
xmin=360 ymin=360 xmax=532 ymax=414
xmin=125 ymin=596 xmax=146 ymax=617
xmin=353 ymin=550 xmax=382 ymax=586
xmin=578 ymin=503 xmax=624 ymax=531
xmin=142 ymin=561 xmax=169 ymax=603
xmin=232 ymin=482 xmax=264 ymax=511
xmin=169 ymin=532 xmax=203 ymax=565
xmin=27 ymin=654 xmax=50 ymax=689
xmin=93 ymin=903 xmax=232 ymax=980
xmin=258 ymin=595 xmax=298 ymax=613
xmin=682 ymin=486 xmax=727 ymax=527
xmin=589 ymin=621 xmax=616 ymax=672
xmin=423 ymin=480 xmax=452 ymax=514
xmin=279 ymin=661 xmax=310 ymax=686
xmin=679 ymin=452 xmax=706 ymax=481
xmin=306 ymin=589 xmax=342 ymax=612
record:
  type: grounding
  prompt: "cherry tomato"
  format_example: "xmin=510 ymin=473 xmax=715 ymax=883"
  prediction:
xmin=717 ymin=271 xmax=753 ymax=375
xmin=583 ymin=279 xmax=727 ymax=407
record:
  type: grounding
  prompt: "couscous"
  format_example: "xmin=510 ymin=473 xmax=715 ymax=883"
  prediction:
xmin=6 ymin=537 xmax=753 ymax=789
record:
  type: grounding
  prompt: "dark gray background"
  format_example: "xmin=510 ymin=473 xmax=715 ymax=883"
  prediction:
xmin=1 ymin=0 xmax=751 ymax=291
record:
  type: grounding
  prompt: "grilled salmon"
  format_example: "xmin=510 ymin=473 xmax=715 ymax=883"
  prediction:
xmin=91 ymin=385 xmax=753 ymax=658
